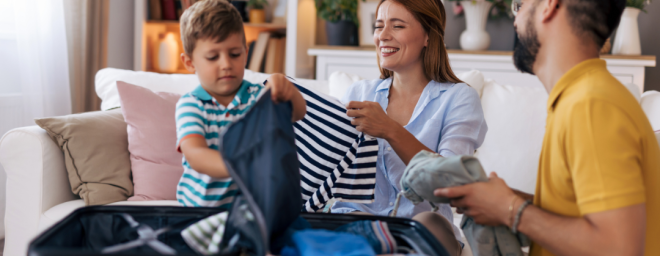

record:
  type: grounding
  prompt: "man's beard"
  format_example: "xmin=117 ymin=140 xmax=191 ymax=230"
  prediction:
xmin=513 ymin=17 xmax=541 ymax=75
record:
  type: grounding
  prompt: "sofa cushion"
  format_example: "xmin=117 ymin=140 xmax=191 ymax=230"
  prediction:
xmin=457 ymin=70 xmax=486 ymax=98
xmin=96 ymin=68 xmax=199 ymax=111
xmin=328 ymin=71 xmax=363 ymax=100
xmin=34 ymin=109 xmax=133 ymax=205
xmin=474 ymin=80 xmax=548 ymax=194
xmin=95 ymin=68 xmax=329 ymax=111
xmin=641 ymin=90 xmax=660 ymax=131
xmin=117 ymin=81 xmax=184 ymax=201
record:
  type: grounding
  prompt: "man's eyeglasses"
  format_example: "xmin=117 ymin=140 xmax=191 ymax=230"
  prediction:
xmin=512 ymin=0 xmax=523 ymax=16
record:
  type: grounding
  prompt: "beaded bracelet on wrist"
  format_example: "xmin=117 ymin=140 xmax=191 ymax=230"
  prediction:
xmin=512 ymin=200 xmax=531 ymax=234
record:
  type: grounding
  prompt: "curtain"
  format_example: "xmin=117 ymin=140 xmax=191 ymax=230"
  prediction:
xmin=63 ymin=0 xmax=109 ymax=113
xmin=12 ymin=0 xmax=73 ymax=121
xmin=0 ymin=0 xmax=72 ymax=238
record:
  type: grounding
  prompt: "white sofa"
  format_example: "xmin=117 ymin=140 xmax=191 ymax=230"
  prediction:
xmin=1 ymin=68 xmax=658 ymax=256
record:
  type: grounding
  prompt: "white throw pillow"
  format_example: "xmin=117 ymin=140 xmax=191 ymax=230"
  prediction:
xmin=474 ymin=80 xmax=548 ymax=194
xmin=95 ymin=68 xmax=199 ymax=110
xmin=457 ymin=70 xmax=486 ymax=98
xmin=641 ymin=90 xmax=660 ymax=131
xmin=328 ymin=71 xmax=364 ymax=100
xmin=95 ymin=68 xmax=329 ymax=110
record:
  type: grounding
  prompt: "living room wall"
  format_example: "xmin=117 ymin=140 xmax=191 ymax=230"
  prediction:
xmin=106 ymin=2 xmax=660 ymax=91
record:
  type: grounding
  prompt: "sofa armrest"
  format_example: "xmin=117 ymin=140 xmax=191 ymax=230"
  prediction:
xmin=0 ymin=126 xmax=76 ymax=256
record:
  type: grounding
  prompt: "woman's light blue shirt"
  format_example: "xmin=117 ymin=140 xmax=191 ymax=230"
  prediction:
xmin=331 ymin=77 xmax=488 ymax=238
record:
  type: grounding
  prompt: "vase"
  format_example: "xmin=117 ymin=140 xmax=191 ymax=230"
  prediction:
xmin=326 ymin=20 xmax=359 ymax=46
xmin=459 ymin=0 xmax=493 ymax=51
xmin=249 ymin=9 xmax=266 ymax=24
xmin=157 ymin=33 xmax=178 ymax=73
xmin=612 ymin=7 xmax=641 ymax=55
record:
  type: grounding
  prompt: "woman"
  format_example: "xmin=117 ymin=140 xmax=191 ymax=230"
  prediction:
xmin=331 ymin=0 xmax=487 ymax=254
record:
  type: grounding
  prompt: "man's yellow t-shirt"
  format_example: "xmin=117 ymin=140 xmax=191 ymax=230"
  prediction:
xmin=530 ymin=59 xmax=660 ymax=256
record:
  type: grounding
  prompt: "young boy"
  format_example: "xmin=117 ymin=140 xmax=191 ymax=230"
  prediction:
xmin=175 ymin=0 xmax=306 ymax=208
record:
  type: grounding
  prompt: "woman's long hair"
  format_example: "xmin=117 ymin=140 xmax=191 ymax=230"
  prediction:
xmin=376 ymin=0 xmax=462 ymax=83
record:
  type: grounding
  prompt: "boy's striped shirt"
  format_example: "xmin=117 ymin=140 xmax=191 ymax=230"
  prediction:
xmin=175 ymin=80 xmax=264 ymax=208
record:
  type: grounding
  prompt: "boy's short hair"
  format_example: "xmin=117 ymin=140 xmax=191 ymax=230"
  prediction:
xmin=180 ymin=0 xmax=245 ymax=56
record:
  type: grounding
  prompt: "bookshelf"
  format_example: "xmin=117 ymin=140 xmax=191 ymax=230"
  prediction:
xmin=133 ymin=0 xmax=287 ymax=75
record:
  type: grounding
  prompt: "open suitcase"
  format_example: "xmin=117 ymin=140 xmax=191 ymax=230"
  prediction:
xmin=28 ymin=206 xmax=450 ymax=256
xmin=29 ymin=90 xmax=450 ymax=256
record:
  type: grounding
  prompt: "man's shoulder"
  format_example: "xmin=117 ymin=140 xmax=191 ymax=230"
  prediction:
xmin=559 ymin=72 xmax=639 ymax=116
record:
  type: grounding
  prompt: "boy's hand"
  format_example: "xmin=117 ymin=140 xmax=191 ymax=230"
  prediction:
xmin=265 ymin=73 xmax=307 ymax=122
xmin=266 ymin=73 xmax=296 ymax=104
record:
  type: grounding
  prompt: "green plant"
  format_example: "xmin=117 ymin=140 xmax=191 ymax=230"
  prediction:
xmin=315 ymin=0 xmax=365 ymax=26
xmin=627 ymin=0 xmax=653 ymax=12
xmin=247 ymin=0 xmax=268 ymax=10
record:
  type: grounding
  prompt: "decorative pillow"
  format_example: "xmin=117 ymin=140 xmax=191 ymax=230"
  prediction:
xmin=34 ymin=109 xmax=133 ymax=205
xmin=328 ymin=71 xmax=363 ymax=100
xmin=117 ymin=81 xmax=184 ymax=201
xmin=474 ymin=80 xmax=548 ymax=194
xmin=457 ymin=70 xmax=486 ymax=98
xmin=641 ymin=90 xmax=660 ymax=131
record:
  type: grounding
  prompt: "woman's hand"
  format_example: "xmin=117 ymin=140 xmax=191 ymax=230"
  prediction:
xmin=346 ymin=101 xmax=400 ymax=139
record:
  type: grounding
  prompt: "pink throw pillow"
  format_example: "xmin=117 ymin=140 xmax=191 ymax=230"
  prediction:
xmin=117 ymin=81 xmax=184 ymax=201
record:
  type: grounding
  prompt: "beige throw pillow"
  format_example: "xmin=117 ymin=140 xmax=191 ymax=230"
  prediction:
xmin=35 ymin=109 xmax=133 ymax=205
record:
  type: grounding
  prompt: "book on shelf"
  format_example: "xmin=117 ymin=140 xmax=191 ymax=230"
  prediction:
xmin=149 ymin=0 xmax=162 ymax=20
xmin=265 ymin=37 xmax=286 ymax=74
xmin=246 ymin=41 xmax=256 ymax=69
xmin=161 ymin=0 xmax=177 ymax=20
xmin=248 ymin=32 xmax=271 ymax=72
xmin=181 ymin=0 xmax=191 ymax=10
xmin=175 ymin=0 xmax=183 ymax=19
xmin=149 ymin=0 xmax=193 ymax=22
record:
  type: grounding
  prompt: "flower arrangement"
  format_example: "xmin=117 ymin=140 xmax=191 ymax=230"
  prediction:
xmin=627 ymin=0 xmax=653 ymax=12
xmin=448 ymin=0 xmax=514 ymax=18
xmin=247 ymin=0 xmax=268 ymax=10
xmin=315 ymin=0 xmax=366 ymax=25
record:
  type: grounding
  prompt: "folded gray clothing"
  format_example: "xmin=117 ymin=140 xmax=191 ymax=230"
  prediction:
xmin=399 ymin=151 xmax=530 ymax=256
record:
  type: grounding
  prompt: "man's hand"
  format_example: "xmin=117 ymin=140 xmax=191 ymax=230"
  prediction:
xmin=346 ymin=101 xmax=400 ymax=139
xmin=265 ymin=73 xmax=307 ymax=121
xmin=435 ymin=172 xmax=518 ymax=226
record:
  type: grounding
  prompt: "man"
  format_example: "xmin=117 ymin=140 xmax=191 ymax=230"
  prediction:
xmin=435 ymin=0 xmax=660 ymax=255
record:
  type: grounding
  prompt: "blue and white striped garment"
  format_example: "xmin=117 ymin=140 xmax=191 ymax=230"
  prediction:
xmin=293 ymin=84 xmax=379 ymax=212
xmin=175 ymin=80 xmax=264 ymax=208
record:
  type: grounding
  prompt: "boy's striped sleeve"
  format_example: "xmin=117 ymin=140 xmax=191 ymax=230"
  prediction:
xmin=176 ymin=95 xmax=206 ymax=151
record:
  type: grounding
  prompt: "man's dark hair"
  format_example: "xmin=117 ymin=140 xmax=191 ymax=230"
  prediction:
xmin=564 ymin=0 xmax=626 ymax=47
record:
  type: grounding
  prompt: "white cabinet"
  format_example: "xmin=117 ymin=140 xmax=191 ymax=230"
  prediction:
xmin=308 ymin=46 xmax=656 ymax=93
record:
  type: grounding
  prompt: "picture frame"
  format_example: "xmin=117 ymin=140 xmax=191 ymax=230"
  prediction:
xmin=358 ymin=1 xmax=379 ymax=46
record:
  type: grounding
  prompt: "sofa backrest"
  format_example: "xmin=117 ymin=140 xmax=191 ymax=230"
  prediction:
xmin=94 ymin=68 xmax=660 ymax=195
xmin=95 ymin=68 xmax=328 ymax=111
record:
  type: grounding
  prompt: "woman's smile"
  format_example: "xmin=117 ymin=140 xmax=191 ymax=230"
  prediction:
xmin=381 ymin=46 xmax=400 ymax=57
